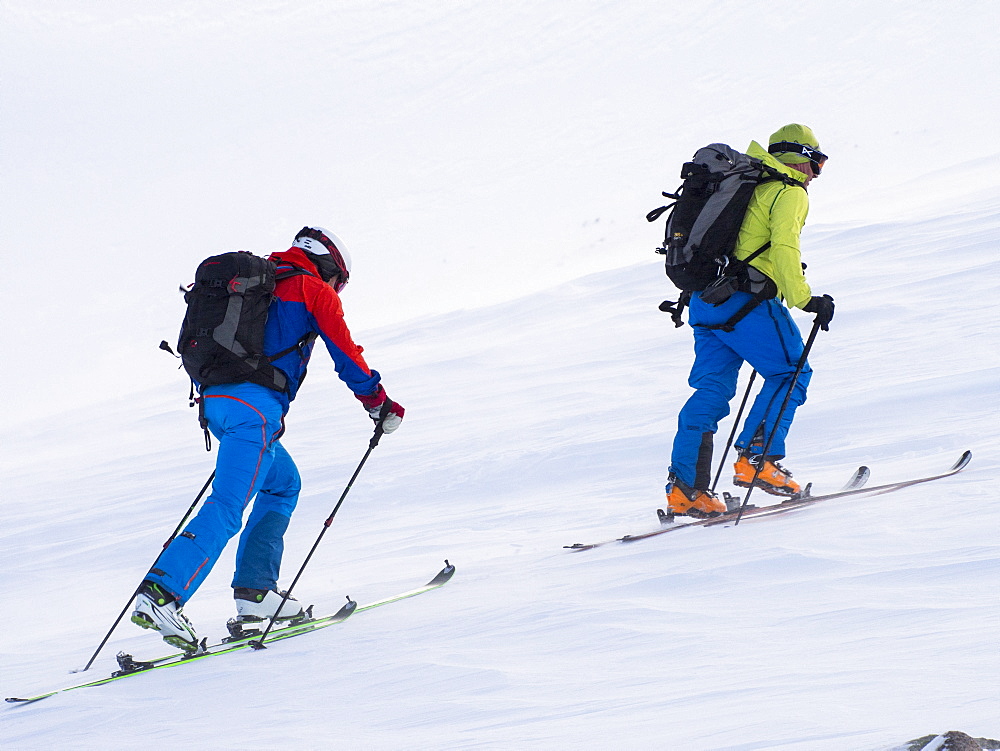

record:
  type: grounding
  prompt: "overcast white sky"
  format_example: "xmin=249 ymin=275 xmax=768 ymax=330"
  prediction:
xmin=2 ymin=0 xmax=997 ymax=424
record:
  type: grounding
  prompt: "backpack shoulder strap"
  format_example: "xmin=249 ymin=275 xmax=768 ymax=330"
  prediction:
xmin=266 ymin=331 xmax=318 ymax=364
xmin=759 ymin=162 xmax=804 ymax=187
xmin=274 ymin=265 xmax=314 ymax=281
xmin=266 ymin=264 xmax=320 ymax=363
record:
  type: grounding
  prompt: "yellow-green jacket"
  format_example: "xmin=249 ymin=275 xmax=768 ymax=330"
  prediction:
xmin=733 ymin=141 xmax=812 ymax=309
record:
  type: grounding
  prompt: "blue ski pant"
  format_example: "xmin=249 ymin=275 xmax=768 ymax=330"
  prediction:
xmin=669 ymin=292 xmax=811 ymax=490
xmin=148 ymin=383 xmax=300 ymax=605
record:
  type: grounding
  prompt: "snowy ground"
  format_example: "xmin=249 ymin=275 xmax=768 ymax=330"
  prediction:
xmin=3 ymin=2 xmax=999 ymax=749
xmin=2 ymin=182 xmax=998 ymax=749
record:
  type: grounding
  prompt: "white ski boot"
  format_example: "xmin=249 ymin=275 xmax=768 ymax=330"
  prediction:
xmin=131 ymin=581 xmax=200 ymax=652
xmin=233 ymin=588 xmax=306 ymax=623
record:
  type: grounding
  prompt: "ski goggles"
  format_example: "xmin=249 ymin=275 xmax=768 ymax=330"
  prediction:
xmin=768 ymin=141 xmax=828 ymax=175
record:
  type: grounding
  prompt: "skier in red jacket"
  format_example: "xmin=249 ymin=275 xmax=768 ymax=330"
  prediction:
xmin=132 ymin=227 xmax=404 ymax=651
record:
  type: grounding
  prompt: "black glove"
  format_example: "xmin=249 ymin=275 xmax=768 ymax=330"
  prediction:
xmin=803 ymin=294 xmax=835 ymax=331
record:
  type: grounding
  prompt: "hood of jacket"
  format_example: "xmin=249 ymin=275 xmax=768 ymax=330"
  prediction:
xmin=268 ymin=246 xmax=324 ymax=278
xmin=747 ymin=141 xmax=808 ymax=185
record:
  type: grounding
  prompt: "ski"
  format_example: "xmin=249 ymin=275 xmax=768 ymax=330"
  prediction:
xmin=565 ymin=451 xmax=970 ymax=551
xmin=718 ymin=450 xmax=971 ymax=525
xmin=564 ymin=466 xmax=869 ymax=551
xmin=6 ymin=561 xmax=455 ymax=704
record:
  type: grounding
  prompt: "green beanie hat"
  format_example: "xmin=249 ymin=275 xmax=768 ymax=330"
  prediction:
xmin=768 ymin=124 xmax=821 ymax=165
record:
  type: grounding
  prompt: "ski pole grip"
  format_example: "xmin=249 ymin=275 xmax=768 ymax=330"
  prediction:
xmin=369 ymin=400 xmax=393 ymax=448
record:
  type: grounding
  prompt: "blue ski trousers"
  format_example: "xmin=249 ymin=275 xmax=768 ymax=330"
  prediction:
xmin=669 ymin=292 xmax=812 ymax=490
xmin=148 ymin=383 xmax=300 ymax=605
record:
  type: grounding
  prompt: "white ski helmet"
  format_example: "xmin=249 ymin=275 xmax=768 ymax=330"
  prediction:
xmin=292 ymin=226 xmax=351 ymax=290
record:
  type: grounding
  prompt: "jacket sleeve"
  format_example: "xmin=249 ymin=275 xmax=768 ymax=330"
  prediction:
xmin=302 ymin=278 xmax=381 ymax=396
xmin=738 ymin=183 xmax=813 ymax=310
xmin=766 ymin=186 xmax=813 ymax=310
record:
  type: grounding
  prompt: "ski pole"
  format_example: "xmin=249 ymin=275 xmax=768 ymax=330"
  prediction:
xmin=250 ymin=409 xmax=390 ymax=650
xmin=79 ymin=470 xmax=216 ymax=672
xmin=711 ymin=370 xmax=757 ymax=493
xmin=734 ymin=319 xmax=822 ymax=525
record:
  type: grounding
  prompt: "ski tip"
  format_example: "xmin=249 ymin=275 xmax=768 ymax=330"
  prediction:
xmin=333 ymin=597 xmax=358 ymax=621
xmin=426 ymin=561 xmax=456 ymax=586
xmin=856 ymin=467 xmax=871 ymax=487
xmin=954 ymin=450 xmax=972 ymax=471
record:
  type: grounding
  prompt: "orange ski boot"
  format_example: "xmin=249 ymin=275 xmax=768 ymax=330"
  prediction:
xmin=665 ymin=475 xmax=727 ymax=518
xmin=733 ymin=453 xmax=801 ymax=497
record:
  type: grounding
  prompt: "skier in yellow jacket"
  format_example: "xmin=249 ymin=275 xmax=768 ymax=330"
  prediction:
xmin=666 ymin=124 xmax=835 ymax=517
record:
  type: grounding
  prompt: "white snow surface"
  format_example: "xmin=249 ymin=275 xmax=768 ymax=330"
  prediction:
xmin=2 ymin=2 xmax=999 ymax=750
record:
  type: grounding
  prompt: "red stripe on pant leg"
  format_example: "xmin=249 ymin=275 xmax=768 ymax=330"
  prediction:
xmin=203 ymin=395 xmax=275 ymax=508
xmin=184 ymin=557 xmax=210 ymax=591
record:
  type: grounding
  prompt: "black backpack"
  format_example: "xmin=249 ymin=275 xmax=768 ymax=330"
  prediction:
xmin=647 ymin=143 xmax=795 ymax=328
xmin=173 ymin=251 xmax=313 ymax=392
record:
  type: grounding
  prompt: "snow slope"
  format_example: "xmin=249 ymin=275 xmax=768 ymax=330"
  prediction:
xmin=2 ymin=2 xmax=999 ymax=749
xmin=2 ymin=185 xmax=998 ymax=749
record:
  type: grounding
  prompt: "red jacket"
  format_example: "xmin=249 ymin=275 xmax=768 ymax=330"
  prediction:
xmin=264 ymin=247 xmax=380 ymax=409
